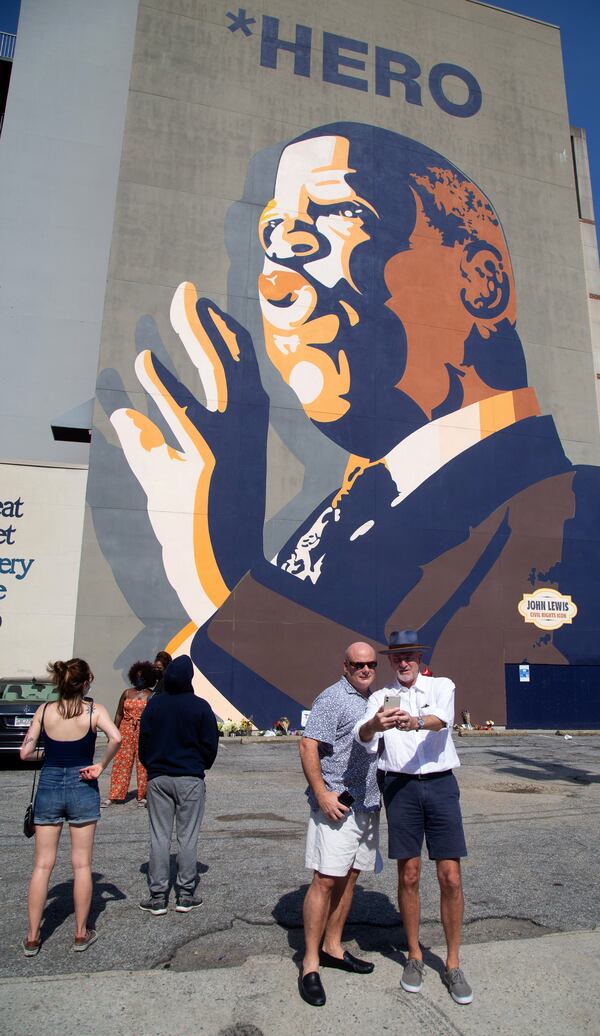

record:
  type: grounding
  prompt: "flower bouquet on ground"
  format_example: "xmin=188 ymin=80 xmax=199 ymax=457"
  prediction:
xmin=273 ymin=716 xmax=290 ymax=736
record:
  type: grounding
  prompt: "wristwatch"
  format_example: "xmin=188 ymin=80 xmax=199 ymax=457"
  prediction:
xmin=417 ymin=716 xmax=425 ymax=730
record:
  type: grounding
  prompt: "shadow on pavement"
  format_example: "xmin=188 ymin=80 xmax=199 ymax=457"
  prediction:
xmin=271 ymin=883 xmax=446 ymax=977
xmin=100 ymin=790 xmax=147 ymax=806
xmin=489 ymin=750 xmax=600 ymax=785
xmin=39 ymin=873 xmax=126 ymax=942
xmin=139 ymin=855 xmax=209 ymax=890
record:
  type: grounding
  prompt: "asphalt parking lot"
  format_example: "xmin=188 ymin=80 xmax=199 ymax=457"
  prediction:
xmin=1 ymin=732 xmax=599 ymax=983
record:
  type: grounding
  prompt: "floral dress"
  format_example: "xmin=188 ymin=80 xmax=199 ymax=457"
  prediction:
xmin=108 ymin=697 xmax=148 ymax=801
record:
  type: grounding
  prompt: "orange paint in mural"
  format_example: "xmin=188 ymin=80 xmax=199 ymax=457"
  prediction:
xmin=128 ymin=409 xmax=181 ymax=461
xmin=181 ymin=281 xmax=229 ymax=412
xmin=143 ymin=351 xmax=230 ymax=609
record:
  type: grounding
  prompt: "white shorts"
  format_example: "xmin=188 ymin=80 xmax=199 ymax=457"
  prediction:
xmin=305 ymin=809 xmax=380 ymax=876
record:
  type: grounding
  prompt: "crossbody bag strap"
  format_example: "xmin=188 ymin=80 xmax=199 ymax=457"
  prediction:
xmin=28 ymin=702 xmax=49 ymax=806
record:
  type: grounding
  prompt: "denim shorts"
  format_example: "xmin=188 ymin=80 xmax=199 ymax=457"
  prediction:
xmin=33 ymin=765 xmax=100 ymax=825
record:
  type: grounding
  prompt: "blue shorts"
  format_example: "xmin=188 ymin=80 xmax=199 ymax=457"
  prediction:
xmin=381 ymin=770 xmax=467 ymax=861
xmin=33 ymin=766 xmax=100 ymax=825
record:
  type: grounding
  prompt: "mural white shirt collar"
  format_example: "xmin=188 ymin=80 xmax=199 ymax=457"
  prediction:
xmin=385 ymin=388 xmax=539 ymax=504
xmin=273 ymin=388 xmax=539 ymax=577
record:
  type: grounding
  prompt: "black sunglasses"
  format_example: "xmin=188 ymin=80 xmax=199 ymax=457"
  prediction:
xmin=346 ymin=659 xmax=378 ymax=670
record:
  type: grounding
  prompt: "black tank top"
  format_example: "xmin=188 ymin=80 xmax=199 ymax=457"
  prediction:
xmin=41 ymin=700 xmax=97 ymax=768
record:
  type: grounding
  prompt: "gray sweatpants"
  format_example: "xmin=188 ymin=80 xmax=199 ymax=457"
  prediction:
xmin=146 ymin=775 xmax=206 ymax=896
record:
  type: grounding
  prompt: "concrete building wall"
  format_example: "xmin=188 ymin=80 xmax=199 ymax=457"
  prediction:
xmin=0 ymin=464 xmax=87 ymax=675
xmin=71 ymin=0 xmax=600 ymax=726
xmin=571 ymin=126 xmax=600 ymax=422
xmin=0 ymin=0 xmax=138 ymax=465
xmin=0 ymin=1 xmax=138 ymax=677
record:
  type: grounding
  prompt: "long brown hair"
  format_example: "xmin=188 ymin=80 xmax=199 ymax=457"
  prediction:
xmin=47 ymin=658 xmax=94 ymax=719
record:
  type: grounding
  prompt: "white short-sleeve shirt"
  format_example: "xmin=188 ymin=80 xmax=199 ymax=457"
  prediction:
xmin=353 ymin=673 xmax=460 ymax=775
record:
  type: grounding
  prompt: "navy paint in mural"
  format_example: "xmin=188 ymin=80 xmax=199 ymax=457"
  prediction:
xmin=106 ymin=124 xmax=600 ymax=728
xmin=260 ymin=18 xmax=483 ymax=117
xmin=506 ymin=664 xmax=600 ymax=729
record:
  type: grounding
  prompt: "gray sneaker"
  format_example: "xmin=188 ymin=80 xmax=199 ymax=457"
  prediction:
xmin=176 ymin=893 xmax=203 ymax=913
xmin=401 ymin=957 xmax=425 ymax=993
xmin=443 ymin=967 xmax=473 ymax=1004
xmin=139 ymin=895 xmax=168 ymax=916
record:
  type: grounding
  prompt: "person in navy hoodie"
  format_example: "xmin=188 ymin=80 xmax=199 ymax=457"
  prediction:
xmin=138 ymin=655 xmax=218 ymax=915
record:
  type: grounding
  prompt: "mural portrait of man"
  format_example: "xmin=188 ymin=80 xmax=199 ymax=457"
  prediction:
xmin=102 ymin=123 xmax=600 ymax=729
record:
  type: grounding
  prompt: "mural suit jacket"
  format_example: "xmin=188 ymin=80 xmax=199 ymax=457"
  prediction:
xmin=192 ymin=414 xmax=600 ymax=727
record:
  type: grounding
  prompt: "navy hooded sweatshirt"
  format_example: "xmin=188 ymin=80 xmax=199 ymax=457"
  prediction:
xmin=139 ymin=656 xmax=219 ymax=780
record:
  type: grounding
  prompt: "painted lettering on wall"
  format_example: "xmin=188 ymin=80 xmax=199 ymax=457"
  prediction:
xmin=0 ymin=497 xmax=35 ymax=627
xmin=518 ymin=589 xmax=578 ymax=631
xmin=226 ymin=10 xmax=483 ymax=118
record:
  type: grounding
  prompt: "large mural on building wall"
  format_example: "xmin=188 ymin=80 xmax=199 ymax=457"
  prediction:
xmin=101 ymin=123 xmax=599 ymax=728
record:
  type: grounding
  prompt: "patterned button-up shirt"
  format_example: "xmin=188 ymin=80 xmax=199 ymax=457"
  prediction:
xmin=302 ymin=675 xmax=380 ymax=812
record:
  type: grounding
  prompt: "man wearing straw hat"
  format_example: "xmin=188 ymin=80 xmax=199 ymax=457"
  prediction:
xmin=355 ymin=630 xmax=472 ymax=1006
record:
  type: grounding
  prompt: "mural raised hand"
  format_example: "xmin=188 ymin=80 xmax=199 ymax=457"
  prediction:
xmin=110 ymin=282 xmax=268 ymax=629
xmin=96 ymin=123 xmax=600 ymax=730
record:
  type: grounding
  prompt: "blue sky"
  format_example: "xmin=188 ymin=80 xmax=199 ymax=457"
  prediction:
xmin=2 ymin=0 xmax=598 ymax=224
xmin=0 ymin=0 xmax=19 ymax=35
xmin=497 ymin=0 xmax=600 ymax=227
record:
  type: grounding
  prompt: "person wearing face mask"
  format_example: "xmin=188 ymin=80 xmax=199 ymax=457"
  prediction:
xmin=102 ymin=660 xmax=156 ymax=806
xmin=356 ymin=630 xmax=472 ymax=1007
xmin=151 ymin=651 xmax=172 ymax=697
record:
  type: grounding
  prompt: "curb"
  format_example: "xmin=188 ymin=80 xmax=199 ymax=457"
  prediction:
xmin=219 ymin=730 xmax=600 ymax=743
xmin=219 ymin=734 xmax=301 ymax=744
xmin=456 ymin=728 xmax=600 ymax=737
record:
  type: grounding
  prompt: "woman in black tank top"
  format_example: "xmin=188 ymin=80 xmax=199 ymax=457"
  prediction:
xmin=19 ymin=658 xmax=122 ymax=957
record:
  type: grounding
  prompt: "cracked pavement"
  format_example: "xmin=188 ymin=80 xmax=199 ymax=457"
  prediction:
xmin=1 ymin=734 xmax=599 ymax=982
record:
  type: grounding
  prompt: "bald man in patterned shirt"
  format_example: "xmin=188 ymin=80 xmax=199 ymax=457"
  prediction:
xmin=297 ymin=641 xmax=384 ymax=1008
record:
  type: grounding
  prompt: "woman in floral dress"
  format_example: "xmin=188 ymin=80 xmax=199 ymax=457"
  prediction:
xmin=102 ymin=661 xmax=156 ymax=805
